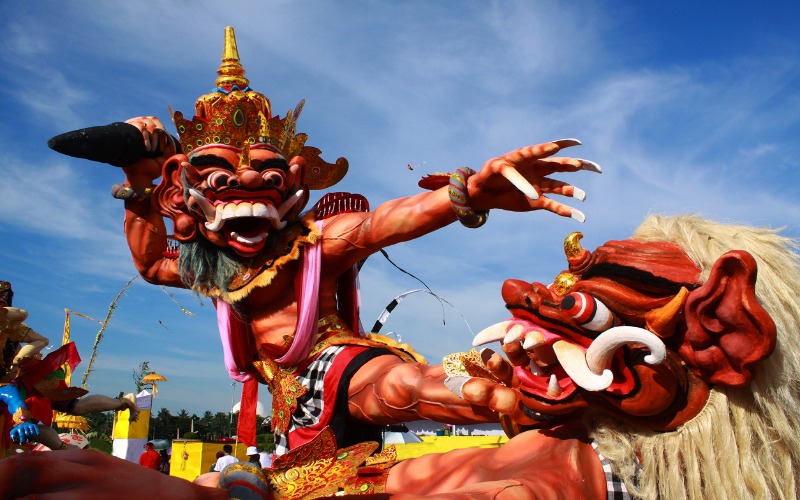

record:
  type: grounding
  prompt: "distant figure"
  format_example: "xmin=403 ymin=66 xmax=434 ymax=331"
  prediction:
xmin=210 ymin=450 xmax=225 ymax=472
xmin=138 ymin=442 xmax=161 ymax=471
xmin=158 ymin=449 xmax=170 ymax=474
xmin=246 ymin=446 xmax=260 ymax=466
xmin=213 ymin=444 xmax=238 ymax=471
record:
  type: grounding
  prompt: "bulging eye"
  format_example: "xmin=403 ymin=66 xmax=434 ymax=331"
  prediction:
xmin=207 ymin=171 xmax=233 ymax=190
xmin=560 ymin=292 xmax=620 ymax=332
xmin=262 ymin=171 xmax=285 ymax=189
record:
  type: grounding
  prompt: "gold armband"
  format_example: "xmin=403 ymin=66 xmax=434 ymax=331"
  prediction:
xmin=12 ymin=407 xmax=32 ymax=426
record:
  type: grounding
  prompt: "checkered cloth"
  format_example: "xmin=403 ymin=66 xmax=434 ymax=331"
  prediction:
xmin=591 ymin=439 xmax=631 ymax=499
xmin=274 ymin=346 xmax=345 ymax=455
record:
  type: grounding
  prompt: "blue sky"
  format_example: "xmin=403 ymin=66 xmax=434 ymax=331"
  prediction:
xmin=1 ymin=1 xmax=798 ymax=416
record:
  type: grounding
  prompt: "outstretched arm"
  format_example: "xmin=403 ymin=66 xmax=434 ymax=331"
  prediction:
xmin=322 ymin=140 xmax=599 ymax=270
xmin=347 ymin=356 xmax=499 ymax=425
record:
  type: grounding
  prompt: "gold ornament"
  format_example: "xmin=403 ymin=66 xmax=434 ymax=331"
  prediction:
xmin=170 ymin=27 xmax=347 ymax=190
xmin=564 ymin=232 xmax=584 ymax=258
xmin=12 ymin=407 xmax=31 ymax=426
xmin=266 ymin=427 xmax=378 ymax=499
xmin=552 ymin=272 xmax=579 ymax=296
xmin=443 ymin=349 xmax=502 ymax=384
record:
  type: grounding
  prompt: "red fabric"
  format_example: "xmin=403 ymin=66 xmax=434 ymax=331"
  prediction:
xmin=138 ymin=449 xmax=161 ymax=470
xmin=236 ymin=379 xmax=259 ymax=447
xmin=19 ymin=342 xmax=81 ymax=385
xmin=287 ymin=346 xmax=369 ymax=450
xmin=24 ymin=395 xmax=54 ymax=426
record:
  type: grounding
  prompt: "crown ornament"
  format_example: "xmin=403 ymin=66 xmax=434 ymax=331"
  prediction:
xmin=171 ymin=26 xmax=347 ymax=190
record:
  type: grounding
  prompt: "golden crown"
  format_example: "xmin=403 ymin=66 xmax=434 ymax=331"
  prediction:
xmin=171 ymin=27 xmax=347 ymax=190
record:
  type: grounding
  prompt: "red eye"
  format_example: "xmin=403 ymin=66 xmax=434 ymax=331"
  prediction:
xmin=207 ymin=171 xmax=233 ymax=190
xmin=560 ymin=292 xmax=620 ymax=332
xmin=262 ymin=171 xmax=284 ymax=189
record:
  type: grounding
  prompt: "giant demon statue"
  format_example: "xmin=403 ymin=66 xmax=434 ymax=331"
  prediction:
xmin=4 ymin=215 xmax=796 ymax=499
xmin=47 ymin=25 xmax=597 ymax=462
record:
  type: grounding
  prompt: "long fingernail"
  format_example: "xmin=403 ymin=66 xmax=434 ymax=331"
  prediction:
xmin=553 ymin=138 xmax=582 ymax=148
xmin=501 ymin=166 xmax=539 ymax=200
xmin=572 ymin=187 xmax=586 ymax=202
xmin=571 ymin=208 xmax=586 ymax=223
xmin=579 ymin=159 xmax=602 ymax=173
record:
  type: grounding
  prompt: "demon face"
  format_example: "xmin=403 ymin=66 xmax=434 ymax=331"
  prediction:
xmin=475 ymin=233 xmax=776 ymax=430
xmin=154 ymin=144 xmax=306 ymax=258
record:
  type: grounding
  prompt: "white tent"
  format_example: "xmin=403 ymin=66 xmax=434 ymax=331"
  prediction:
xmin=231 ymin=400 xmax=268 ymax=417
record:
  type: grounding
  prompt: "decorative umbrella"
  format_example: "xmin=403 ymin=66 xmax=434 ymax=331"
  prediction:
xmin=59 ymin=432 xmax=90 ymax=448
xmin=141 ymin=372 xmax=168 ymax=397
xmin=54 ymin=412 xmax=89 ymax=431
xmin=31 ymin=432 xmax=90 ymax=451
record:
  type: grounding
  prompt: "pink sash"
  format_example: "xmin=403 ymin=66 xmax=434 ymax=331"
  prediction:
xmin=216 ymin=221 xmax=323 ymax=380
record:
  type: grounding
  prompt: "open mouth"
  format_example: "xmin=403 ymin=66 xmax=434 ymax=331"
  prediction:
xmin=474 ymin=318 xmax=651 ymax=404
xmin=223 ymin=217 xmax=273 ymax=256
xmin=187 ymin=188 xmax=305 ymax=257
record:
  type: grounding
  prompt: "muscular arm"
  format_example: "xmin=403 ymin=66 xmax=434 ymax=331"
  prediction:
xmin=321 ymin=140 xmax=597 ymax=272
xmin=322 ymin=187 xmax=456 ymax=270
xmin=123 ymin=197 xmax=182 ymax=287
xmin=11 ymin=325 xmax=48 ymax=366
xmin=385 ymin=424 xmax=607 ymax=498
xmin=347 ymin=356 xmax=497 ymax=425
xmin=120 ymin=117 xmax=183 ymax=287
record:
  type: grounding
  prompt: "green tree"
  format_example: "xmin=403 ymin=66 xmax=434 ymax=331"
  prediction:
xmin=84 ymin=410 xmax=113 ymax=436
xmin=151 ymin=407 xmax=173 ymax=439
xmin=132 ymin=361 xmax=151 ymax=393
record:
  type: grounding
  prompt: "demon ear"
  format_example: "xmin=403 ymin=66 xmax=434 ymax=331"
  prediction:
xmin=152 ymin=154 xmax=197 ymax=242
xmin=681 ymin=250 xmax=776 ymax=386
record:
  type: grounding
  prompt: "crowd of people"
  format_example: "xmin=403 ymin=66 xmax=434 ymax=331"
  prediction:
xmin=208 ymin=443 xmax=273 ymax=472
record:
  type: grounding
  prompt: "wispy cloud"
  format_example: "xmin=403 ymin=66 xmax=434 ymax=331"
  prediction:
xmin=1 ymin=0 xmax=798 ymax=416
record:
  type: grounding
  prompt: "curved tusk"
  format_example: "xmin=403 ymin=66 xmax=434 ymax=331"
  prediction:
xmin=584 ymin=326 xmax=667 ymax=375
xmin=188 ymin=188 xmax=217 ymax=223
xmin=501 ymin=166 xmax=539 ymax=200
xmin=552 ymin=340 xmax=614 ymax=391
xmin=473 ymin=321 xmax=511 ymax=346
xmin=504 ymin=324 xmax=526 ymax=345
xmin=277 ymin=189 xmax=304 ymax=220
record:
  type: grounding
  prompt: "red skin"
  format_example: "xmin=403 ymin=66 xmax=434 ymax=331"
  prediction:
xmin=0 ymin=430 xmax=604 ymax=499
xmin=120 ymin=118 xmax=590 ymax=428
xmin=385 ymin=424 xmax=605 ymax=498
xmin=110 ymin=117 xmax=600 ymax=495
xmin=0 ymin=449 xmax=228 ymax=500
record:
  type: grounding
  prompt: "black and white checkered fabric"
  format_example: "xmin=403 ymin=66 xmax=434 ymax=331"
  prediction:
xmin=591 ymin=440 xmax=631 ymax=499
xmin=274 ymin=346 xmax=345 ymax=455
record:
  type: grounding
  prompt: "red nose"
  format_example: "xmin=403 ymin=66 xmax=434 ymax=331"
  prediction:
xmin=236 ymin=169 xmax=263 ymax=188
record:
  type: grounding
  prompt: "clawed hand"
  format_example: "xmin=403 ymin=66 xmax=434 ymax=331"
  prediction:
xmin=470 ymin=139 xmax=602 ymax=222
xmin=119 ymin=393 xmax=141 ymax=422
xmin=10 ymin=422 xmax=39 ymax=445
xmin=442 ymin=347 xmax=536 ymax=427
xmin=122 ymin=116 xmax=178 ymax=185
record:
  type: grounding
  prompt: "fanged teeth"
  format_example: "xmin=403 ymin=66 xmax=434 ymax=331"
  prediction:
xmin=230 ymin=231 xmax=267 ymax=245
xmin=547 ymin=374 xmax=562 ymax=398
xmin=522 ymin=331 xmax=545 ymax=350
xmin=504 ymin=324 xmax=524 ymax=345
xmin=204 ymin=201 xmax=286 ymax=232
xmin=528 ymin=360 xmax=546 ymax=377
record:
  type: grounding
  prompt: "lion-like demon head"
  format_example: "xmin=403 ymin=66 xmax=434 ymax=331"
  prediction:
xmin=474 ymin=232 xmax=777 ymax=431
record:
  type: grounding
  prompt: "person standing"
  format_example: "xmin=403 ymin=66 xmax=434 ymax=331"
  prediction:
xmin=246 ymin=446 xmax=261 ymax=467
xmin=158 ymin=449 xmax=170 ymax=474
xmin=213 ymin=444 xmax=238 ymax=471
xmin=138 ymin=442 xmax=161 ymax=471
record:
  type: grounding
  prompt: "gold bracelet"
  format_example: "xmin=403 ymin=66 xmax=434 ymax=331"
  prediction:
xmin=12 ymin=407 xmax=32 ymax=426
